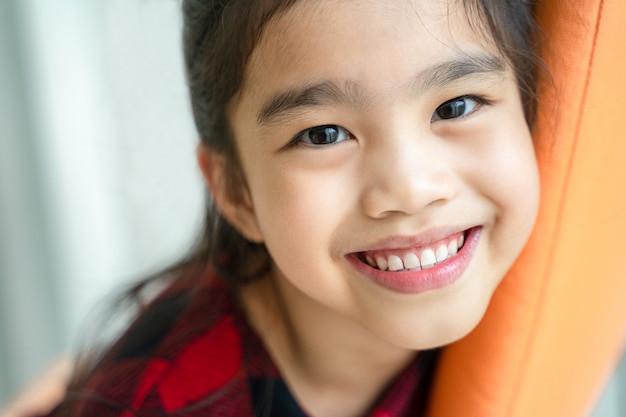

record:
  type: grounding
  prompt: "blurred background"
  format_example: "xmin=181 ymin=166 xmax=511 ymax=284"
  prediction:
xmin=0 ymin=0 xmax=623 ymax=414
xmin=0 ymin=0 xmax=202 ymax=406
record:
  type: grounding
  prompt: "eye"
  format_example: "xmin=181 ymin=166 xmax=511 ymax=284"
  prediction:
xmin=293 ymin=125 xmax=353 ymax=146
xmin=431 ymin=96 xmax=483 ymax=122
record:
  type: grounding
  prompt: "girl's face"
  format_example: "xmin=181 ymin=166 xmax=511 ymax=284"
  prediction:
xmin=225 ymin=0 xmax=539 ymax=349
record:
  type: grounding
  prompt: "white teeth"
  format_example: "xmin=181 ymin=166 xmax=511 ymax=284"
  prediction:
xmin=388 ymin=255 xmax=403 ymax=271
xmin=447 ymin=240 xmax=458 ymax=257
xmin=376 ymin=256 xmax=388 ymax=271
xmin=403 ymin=253 xmax=421 ymax=270
xmin=365 ymin=232 xmax=467 ymax=271
xmin=420 ymin=248 xmax=436 ymax=269
xmin=435 ymin=245 xmax=448 ymax=263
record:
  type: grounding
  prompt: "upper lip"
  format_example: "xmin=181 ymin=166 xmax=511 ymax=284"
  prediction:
xmin=348 ymin=225 xmax=477 ymax=254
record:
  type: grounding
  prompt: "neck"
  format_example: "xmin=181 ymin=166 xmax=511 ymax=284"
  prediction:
xmin=239 ymin=269 xmax=417 ymax=417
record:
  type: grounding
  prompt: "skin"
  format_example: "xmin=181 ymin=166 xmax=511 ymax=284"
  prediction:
xmin=0 ymin=357 xmax=72 ymax=417
xmin=199 ymin=0 xmax=540 ymax=415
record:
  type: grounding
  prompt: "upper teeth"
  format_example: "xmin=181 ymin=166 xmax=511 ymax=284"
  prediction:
xmin=364 ymin=233 xmax=465 ymax=271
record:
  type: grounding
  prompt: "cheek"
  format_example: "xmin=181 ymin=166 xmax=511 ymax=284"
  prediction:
xmin=244 ymin=142 xmax=360 ymax=242
xmin=480 ymin=128 xmax=540 ymax=251
xmin=501 ymin=133 xmax=538 ymax=213
xmin=247 ymin=169 xmax=357 ymax=304
xmin=247 ymin=161 xmax=351 ymax=256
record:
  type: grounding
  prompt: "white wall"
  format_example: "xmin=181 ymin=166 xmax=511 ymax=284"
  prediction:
xmin=20 ymin=0 xmax=204 ymax=333
xmin=0 ymin=0 xmax=202 ymax=403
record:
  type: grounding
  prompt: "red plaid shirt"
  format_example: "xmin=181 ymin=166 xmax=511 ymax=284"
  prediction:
xmin=50 ymin=270 xmax=438 ymax=417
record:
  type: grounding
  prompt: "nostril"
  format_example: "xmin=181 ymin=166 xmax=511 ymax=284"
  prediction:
xmin=359 ymin=163 xmax=459 ymax=219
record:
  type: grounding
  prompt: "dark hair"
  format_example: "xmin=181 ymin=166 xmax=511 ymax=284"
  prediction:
xmin=59 ymin=0 xmax=541 ymax=413
xmin=182 ymin=0 xmax=541 ymax=285
xmin=172 ymin=0 xmax=301 ymax=287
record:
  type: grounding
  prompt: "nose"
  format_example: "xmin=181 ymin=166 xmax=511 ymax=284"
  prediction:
xmin=360 ymin=132 xmax=460 ymax=219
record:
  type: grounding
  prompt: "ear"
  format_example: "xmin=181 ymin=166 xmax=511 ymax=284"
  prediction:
xmin=196 ymin=144 xmax=264 ymax=243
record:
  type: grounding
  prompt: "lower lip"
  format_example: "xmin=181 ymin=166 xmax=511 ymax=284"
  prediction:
xmin=347 ymin=227 xmax=482 ymax=295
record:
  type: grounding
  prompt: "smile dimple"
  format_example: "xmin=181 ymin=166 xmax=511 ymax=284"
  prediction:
xmin=360 ymin=232 xmax=466 ymax=272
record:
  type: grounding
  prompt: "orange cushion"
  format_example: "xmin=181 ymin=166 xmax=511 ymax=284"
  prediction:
xmin=428 ymin=0 xmax=626 ymax=415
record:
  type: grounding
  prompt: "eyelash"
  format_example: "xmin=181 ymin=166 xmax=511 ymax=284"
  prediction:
xmin=289 ymin=125 xmax=354 ymax=148
xmin=288 ymin=95 xmax=490 ymax=148
xmin=431 ymin=95 xmax=489 ymax=122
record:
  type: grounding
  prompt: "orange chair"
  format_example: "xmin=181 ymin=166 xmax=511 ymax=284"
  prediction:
xmin=428 ymin=0 xmax=626 ymax=415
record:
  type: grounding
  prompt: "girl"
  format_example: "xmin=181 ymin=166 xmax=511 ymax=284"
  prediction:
xmin=48 ymin=0 xmax=541 ymax=416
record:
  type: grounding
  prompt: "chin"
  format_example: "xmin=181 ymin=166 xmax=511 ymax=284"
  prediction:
xmin=394 ymin=293 xmax=494 ymax=351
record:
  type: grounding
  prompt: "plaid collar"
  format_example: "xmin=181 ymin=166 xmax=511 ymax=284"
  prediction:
xmin=55 ymin=271 xmax=438 ymax=417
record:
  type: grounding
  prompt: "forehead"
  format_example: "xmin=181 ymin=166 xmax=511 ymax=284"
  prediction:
xmin=238 ymin=0 xmax=499 ymax=103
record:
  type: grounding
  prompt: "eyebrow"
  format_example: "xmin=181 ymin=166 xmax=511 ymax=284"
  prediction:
xmin=256 ymin=52 xmax=506 ymax=126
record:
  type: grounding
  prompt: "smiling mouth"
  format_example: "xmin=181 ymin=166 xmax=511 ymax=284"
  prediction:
xmin=357 ymin=231 xmax=467 ymax=272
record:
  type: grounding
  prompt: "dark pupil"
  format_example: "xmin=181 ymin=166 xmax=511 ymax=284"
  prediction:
xmin=309 ymin=126 xmax=338 ymax=144
xmin=437 ymin=99 xmax=466 ymax=119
